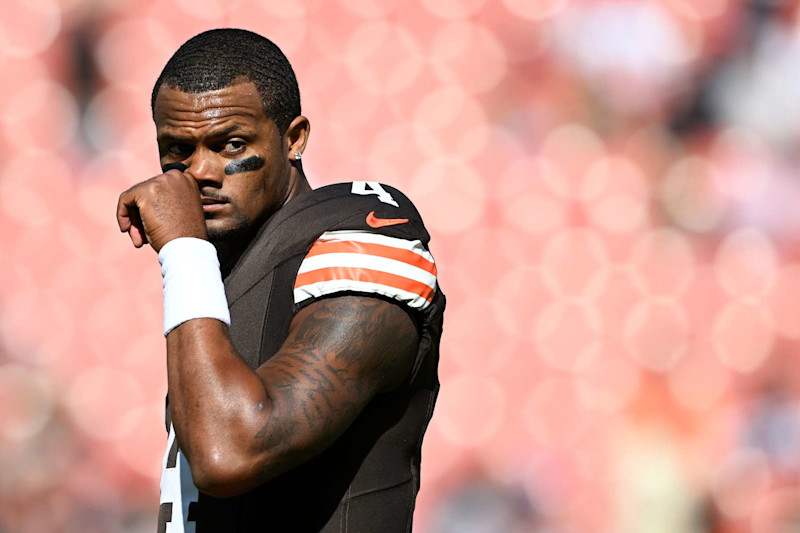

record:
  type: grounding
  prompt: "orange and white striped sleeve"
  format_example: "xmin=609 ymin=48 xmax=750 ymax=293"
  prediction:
xmin=293 ymin=230 xmax=438 ymax=311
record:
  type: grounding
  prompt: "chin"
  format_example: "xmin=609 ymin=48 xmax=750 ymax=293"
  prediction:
xmin=206 ymin=218 xmax=255 ymax=244
xmin=207 ymin=227 xmax=243 ymax=243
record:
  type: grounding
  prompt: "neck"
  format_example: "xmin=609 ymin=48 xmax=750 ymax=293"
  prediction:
xmin=215 ymin=230 xmax=257 ymax=278
xmin=286 ymin=165 xmax=312 ymax=202
xmin=215 ymin=168 xmax=312 ymax=276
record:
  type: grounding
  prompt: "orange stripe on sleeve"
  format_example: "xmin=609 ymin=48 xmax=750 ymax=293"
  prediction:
xmin=294 ymin=267 xmax=435 ymax=302
xmin=305 ymin=240 xmax=437 ymax=277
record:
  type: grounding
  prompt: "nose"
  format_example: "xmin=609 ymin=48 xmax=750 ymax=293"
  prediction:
xmin=184 ymin=149 xmax=223 ymax=186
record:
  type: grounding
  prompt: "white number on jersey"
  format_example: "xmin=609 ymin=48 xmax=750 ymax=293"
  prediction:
xmin=351 ymin=181 xmax=399 ymax=207
xmin=158 ymin=424 xmax=199 ymax=533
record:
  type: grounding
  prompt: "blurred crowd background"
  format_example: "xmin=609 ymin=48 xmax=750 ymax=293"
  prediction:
xmin=3 ymin=0 xmax=800 ymax=531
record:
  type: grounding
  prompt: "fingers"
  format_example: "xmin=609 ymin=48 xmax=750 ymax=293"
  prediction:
xmin=127 ymin=208 xmax=147 ymax=248
xmin=117 ymin=188 xmax=148 ymax=248
xmin=116 ymin=171 xmax=205 ymax=251
xmin=116 ymin=194 xmax=131 ymax=233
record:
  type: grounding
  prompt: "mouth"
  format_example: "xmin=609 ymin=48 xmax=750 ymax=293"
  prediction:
xmin=201 ymin=197 xmax=228 ymax=213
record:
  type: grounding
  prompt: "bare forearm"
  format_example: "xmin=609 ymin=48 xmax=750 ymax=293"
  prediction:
xmin=166 ymin=318 xmax=277 ymax=490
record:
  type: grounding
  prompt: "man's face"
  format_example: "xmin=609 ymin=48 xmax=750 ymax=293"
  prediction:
xmin=153 ymin=81 xmax=291 ymax=242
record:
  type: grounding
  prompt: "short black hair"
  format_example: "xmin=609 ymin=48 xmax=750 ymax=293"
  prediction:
xmin=151 ymin=28 xmax=301 ymax=135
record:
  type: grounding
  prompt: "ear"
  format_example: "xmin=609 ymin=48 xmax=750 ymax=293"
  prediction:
xmin=284 ymin=115 xmax=310 ymax=161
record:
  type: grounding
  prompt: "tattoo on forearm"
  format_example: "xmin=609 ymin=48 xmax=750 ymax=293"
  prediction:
xmin=253 ymin=297 xmax=416 ymax=450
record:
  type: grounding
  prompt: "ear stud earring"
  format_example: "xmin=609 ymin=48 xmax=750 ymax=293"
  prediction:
xmin=293 ymin=152 xmax=302 ymax=161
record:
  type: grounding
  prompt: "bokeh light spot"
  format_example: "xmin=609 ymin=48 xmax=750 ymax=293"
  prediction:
xmin=663 ymin=0 xmax=730 ymax=21
xmin=767 ymin=264 xmax=800 ymax=339
xmin=0 ymin=0 xmax=61 ymax=57
xmin=114 ymin=401 xmax=165 ymax=480
xmin=435 ymin=373 xmax=505 ymax=447
xmin=228 ymin=2 xmax=309 ymax=54
xmin=535 ymin=298 xmax=603 ymax=371
xmin=661 ymin=156 xmax=727 ymax=233
xmin=630 ymin=228 xmax=695 ymax=298
xmin=66 ymin=365 xmax=145 ymax=440
xmin=175 ymin=0 xmax=242 ymax=19
xmin=712 ymin=448 xmax=772 ymax=520
xmin=448 ymin=226 xmax=515 ymax=298
xmin=541 ymin=228 xmax=610 ymax=298
xmin=97 ymin=17 xmax=172 ymax=91
xmin=367 ymin=122 xmax=442 ymax=189
xmin=429 ymin=22 xmax=508 ymax=94
xmin=0 ymin=364 xmax=54 ymax=440
xmin=580 ymin=155 xmax=649 ymax=203
xmin=667 ymin=338 xmax=731 ymax=411
xmin=624 ymin=298 xmax=689 ymax=372
xmin=714 ymin=228 xmax=777 ymax=299
xmin=711 ymin=127 xmax=771 ymax=201
xmin=752 ymin=489 xmax=800 ymax=533
xmin=588 ymin=194 xmax=648 ymax=234
xmin=541 ymin=124 xmax=606 ymax=200
xmin=419 ymin=0 xmax=489 ymax=19
xmin=81 ymin=150 xmax=154 ymax=196
xmin=445 ymin=300 xmax=515 ymax=372
xmin=504 ymin=193 xmax=567 ymax=235
xmin=574 ymin=343 xmax=641 ymax=413
xmin=588 ymin=266 xmax=641 ymax=335
xmin=83 ymin=86 xmax=152 ymax=154
xmin=0 ymin=150 xmax=72 ymax=227
xmin=413 ymin=86 xmax=490 ymax=159
xmin=344 ymin=20 xmax=424 ymax=95
xmin=255 ymin=0 xmax=312 ymax=18
xmin=3 ymin=80 xmax=79 ymax=151
xmin=713 ymin=302 xmax=774 ymax=373
xmin=0 ymin=291 xmax=76 ymax=365
xmin=409 ymin=158 xmax=485 ymax=234
xmin=334 ymin=0 xmax=402 ymax=18
xmin=0 ymin=56 xmax=46 ymax=106
xmin=497 ymin=156 xmax=564 ymax=207
xmin=500 ymin=0 xmax=568 ymax=21
xmin=493 ymin=266 xmax=550 ymax=340
xmin=523 ymin=376 xmax=595 ymax=446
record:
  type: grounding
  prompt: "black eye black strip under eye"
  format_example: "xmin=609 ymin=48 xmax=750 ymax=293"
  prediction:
xmin=224 ymin=155 xmax=265 ymax=175
xmin=162 ymin=162 xmax=188 ymax=172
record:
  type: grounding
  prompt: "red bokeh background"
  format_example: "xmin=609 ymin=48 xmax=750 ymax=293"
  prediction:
xmin=3 ymin=0 xmax=800 ymax=531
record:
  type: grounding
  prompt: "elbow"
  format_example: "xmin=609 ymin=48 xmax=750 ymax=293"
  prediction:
xmin=189 ymin=444 xmax=305 ymax=498
xmin=179 ymin=409 xmax=299 ymax=497
xmin=188 ymin=449 xmax=260 ymax=498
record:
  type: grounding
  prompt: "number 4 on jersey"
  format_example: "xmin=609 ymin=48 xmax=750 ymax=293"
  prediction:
xmin=351 ymin=181 xmax=399 ymax=207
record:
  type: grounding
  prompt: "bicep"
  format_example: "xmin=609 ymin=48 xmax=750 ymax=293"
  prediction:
xmin=254 ymin=295 xmax=419 ymax=458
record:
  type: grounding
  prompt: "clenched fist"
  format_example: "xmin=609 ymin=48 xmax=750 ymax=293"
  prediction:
xmin=116 ymin=169 xmax=208 ymax=252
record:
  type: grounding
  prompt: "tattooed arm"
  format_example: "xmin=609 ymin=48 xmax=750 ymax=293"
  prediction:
xmin=165 ymin=295 xmax=419 ymax=497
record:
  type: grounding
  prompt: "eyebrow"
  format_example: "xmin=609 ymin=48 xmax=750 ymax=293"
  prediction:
xmin=157 ymin=133 xmax=190 ymax=145
xmin=157 ymin=124 xmax=249 ymax=144
xmin=209 ymin=124 xmax=246 ymax=138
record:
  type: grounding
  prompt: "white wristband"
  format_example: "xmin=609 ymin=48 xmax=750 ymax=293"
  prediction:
xmin=158 ymin=237 xmax=231 ymax=336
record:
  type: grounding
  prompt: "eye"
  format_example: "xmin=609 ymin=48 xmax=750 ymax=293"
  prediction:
xmin=225 ymin=140 xmax=246 ymax=153
xmin=167 ymin=143 xmax=193 ymax=156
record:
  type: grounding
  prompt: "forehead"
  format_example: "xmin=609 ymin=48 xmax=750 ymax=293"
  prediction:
xmin=153 ymin=81 xmax=269 ymax=131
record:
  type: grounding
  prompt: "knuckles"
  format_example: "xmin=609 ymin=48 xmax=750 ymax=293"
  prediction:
xmin=128 ymin=171 xmax=200 ymax=201
xmin=117 ymin=169 xmax=207 ymax=250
